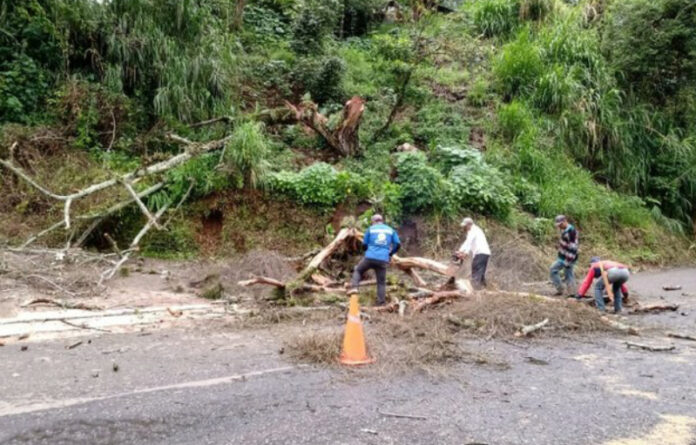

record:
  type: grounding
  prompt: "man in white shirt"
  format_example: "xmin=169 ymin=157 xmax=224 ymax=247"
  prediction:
xmin=454 ymin=217 xmax=491 ymax=289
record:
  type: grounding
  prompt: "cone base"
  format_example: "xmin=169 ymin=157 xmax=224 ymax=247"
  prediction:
xmin=339 ymin=355 xmax=375 ymax=366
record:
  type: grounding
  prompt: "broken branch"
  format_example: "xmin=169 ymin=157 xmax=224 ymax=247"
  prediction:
xmin=515 ymin=318 xmax=549 ymax=337
xmin=21 ymin=298 xmax=103 ymax=311
xmin=625 ymin=341 xmax=675 ymax=352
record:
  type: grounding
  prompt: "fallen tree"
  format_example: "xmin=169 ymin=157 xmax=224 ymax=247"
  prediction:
xmin=238 ymin=226 xmax=472 ymax=313
xmin=285 ymin=96 xmax=365 ymax=157
xmin=1 ymin=135 xmax=228 ymax=282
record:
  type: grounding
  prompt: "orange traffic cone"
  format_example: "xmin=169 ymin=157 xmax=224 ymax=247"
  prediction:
xmin=339 ymin=294 xmax=374 ymax=365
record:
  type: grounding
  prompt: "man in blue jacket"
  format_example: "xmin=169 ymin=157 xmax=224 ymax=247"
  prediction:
xmin=349 ymin=214 xmax=401 ymax=306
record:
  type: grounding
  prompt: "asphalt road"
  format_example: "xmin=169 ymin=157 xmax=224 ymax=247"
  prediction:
xmin=1 ymin=268 xmax=695 ymax=445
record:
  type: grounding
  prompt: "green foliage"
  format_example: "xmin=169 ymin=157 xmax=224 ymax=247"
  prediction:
xmin=602 ymin=0 xmax=696 ymax=103
xmin=292 ymin=56 xmax=346 ymax=105
xmin=472 ymin=0 xmax=519 ymax=37
xmin=223 ymin=121 xmax=271 ymax=189
xmin=467 ymin=79 xmax=490 ymax=107
xmin=413 ymin=101 xmax=470 ymax=148
xmin=432 ymin=144 xmax=483 ymax=175
xmin=290 ymin=0 xmax=341 ymax=54
xmin=395 ymin=151 xmax=453 ymax=215
xmin=270 ymin=163 xmax=370 ymax=209
xmin=449 ymin=162 xmax=516 ymax=219
xmin=497 ymin=100 xmax=533 ymax=141
xmin=471 ymin=0 xmax=552 ymax=37
xmin=493 ymin=31 xmax=543 ymax=98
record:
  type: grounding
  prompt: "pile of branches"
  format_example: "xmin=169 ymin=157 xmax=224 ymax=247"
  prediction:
xmin=238 ymin=227 xmax=473 ymax=313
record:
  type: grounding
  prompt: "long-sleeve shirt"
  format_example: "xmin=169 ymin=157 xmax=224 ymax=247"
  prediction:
xmin=558 ymin=224 xmax=579 ymax=266
xmin=577 ymin=261 xmax=629 ymax=297
xmin=363 ymin=223 xmax=401 ymax=263
xmin=458 ymin=224 xmax=491 ymax=257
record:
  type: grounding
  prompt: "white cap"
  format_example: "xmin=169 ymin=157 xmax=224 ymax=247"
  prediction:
xmin=460 ymin=217 xmax=474 ymax=227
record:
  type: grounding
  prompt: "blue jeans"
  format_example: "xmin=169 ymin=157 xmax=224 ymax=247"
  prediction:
xmin=550 ymin=259 xmax=575 ymax=293
xmin=594 ymin=268 xmax=630 ymax=312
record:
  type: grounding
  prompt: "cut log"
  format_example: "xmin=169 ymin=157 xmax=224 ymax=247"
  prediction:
xmin=625 ymin=341 xmax=675 ymax=352
xmin=238 ymin=276 xmax=286 ymax=288
xmin=287 ymin=228 xmax=354 ymax=291
xmin=310 ymin=273 xmax=335 ymax=287
xmin=404 ymin=268 xmax=427 ymax=287
xmin=631 ymin=303 xmax=679 ymax=314
xmin=601 ymin=316 xmax=639 ymax=335
xmin=412 ymin=291 xmax=468 ymax=312
xmin=392 ymin=255 xmax=450 ymax=276
xmin=515 ymin=318 xmax=549 ymax=337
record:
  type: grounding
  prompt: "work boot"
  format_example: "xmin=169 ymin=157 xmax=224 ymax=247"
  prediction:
xmin=553 ymin=288 xmax=564 ymax=297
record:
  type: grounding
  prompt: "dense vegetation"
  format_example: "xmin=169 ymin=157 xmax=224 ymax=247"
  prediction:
xmin=1 ymin=0 xmax=695 ymax=262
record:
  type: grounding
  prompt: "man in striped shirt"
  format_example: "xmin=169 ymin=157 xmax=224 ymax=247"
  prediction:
xmin=550 ymin=215 xmax=578 ymax=296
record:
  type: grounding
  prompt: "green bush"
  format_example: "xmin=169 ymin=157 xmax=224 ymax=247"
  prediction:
xmin=497 ymin=100 xmax=533 ymax=141
xmin=602 ymin=0 xmax=696 ymax=102
xmin=270 ymin=163 xmax=370 ymax=209
xmin=473 ymin=0 xmax=519 ymax=38
xmin=292 ymin=56 xmax=346 ymax=104
xmin=448 ymin=161 xmax=517 ymax=219
xmin=290 ymin=0 xmax=341 ymax=54
xmin=432 ymin=145 xmax=483 ymax=175
xmin=395 ymin=152 xmax=453 ymax=215
xmin=493 ymin=31 xmax=543 ymax=99
xmin=224 ymin=121 xmax=271 ymax=189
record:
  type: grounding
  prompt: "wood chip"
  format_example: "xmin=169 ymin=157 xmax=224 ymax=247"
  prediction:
xmin=662 ymin=285 xmax=682 ymax=291
xmin=66 ymin=341 xmax=83 ymax=350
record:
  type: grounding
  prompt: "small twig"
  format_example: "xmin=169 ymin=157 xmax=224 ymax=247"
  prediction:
xmin=189 ymin=116 xmax=234 ymax=128
xmin=667 ymin=332 xmax=696 ymax=342
xmin=60 ymin=319 xmax=111 ymax=333
xmin=625 ymin=341 xmax=675 ymax=352
xmin=66 ymin=340 xmax=83 ymax=349
xmin=378 ymin=409 xmax=428 ymax=420
xmin=21 ymin=297 xmax=103 ymax=311
xmin=26 ymin=274 xmax=77 ymax=298
xmin=104 ymin=233 xmax=123 ymax=258
xmin=107 ymin=108 xmax=116 ymax=151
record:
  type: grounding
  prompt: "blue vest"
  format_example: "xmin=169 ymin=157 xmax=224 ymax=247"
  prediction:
xmin=363 ymin=223 xmax=401 ymax=263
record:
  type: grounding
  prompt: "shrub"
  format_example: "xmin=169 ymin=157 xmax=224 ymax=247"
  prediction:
xmin=224 ymin=121 xmax=271 ymax=189
xmin=269 ymin=163 xmax=370 ymax=209
xmin=395 ymin=152 xmax=453 ymax=215
xmin=413 ymin=101 xmax=470 ymax=148
xmin=497 ymin=100 xmax=533 ymax=141
xmin=518 ymin=0 xmax=553 ymax=22
xmin=448 ymin=161 xmax=517 ymax=219
xmin=601 ymin=0 xmax=696 ymax=102
xmin=467 ymin=79 xmax=490 ymax=107
xmin=290 ymin=0 xmax=341 ymax=54
xmin=473 ymin=0 xmax=519 ymax=38
xmin=432 ymin=145 xmax=483 ymax=175
xmin=493 ymin=31 xmax=543 ymax=99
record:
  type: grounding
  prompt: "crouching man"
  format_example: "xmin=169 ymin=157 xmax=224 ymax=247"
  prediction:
xmin=576 ymin=257 xmax=630 ymax=313
xmin=349 ymin=214 xmax=401 ymax=306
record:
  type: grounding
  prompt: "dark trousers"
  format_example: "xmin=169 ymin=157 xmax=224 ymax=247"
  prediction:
xmin=351 ymin=258 xmax=388 ymax=304
xmin=471 ymin=254 xmax=489 ymax=290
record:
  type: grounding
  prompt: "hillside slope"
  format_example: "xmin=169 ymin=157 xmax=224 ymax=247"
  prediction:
xmin=1 ymin=0 xmax=694 ymax=270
